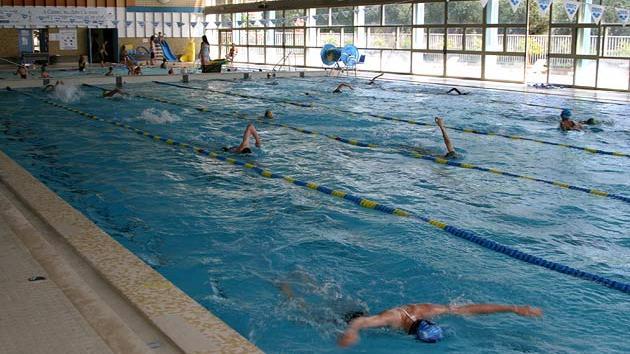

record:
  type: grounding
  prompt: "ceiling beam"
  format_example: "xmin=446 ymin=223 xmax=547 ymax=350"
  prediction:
xmin=204 ymin=0 xmax=413 ymax=15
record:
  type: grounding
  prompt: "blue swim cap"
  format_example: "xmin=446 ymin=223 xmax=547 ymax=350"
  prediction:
xmin=561 ymin=109 xmax=572 ymax=119
xmin=415 ymin=320 xmax=444 ymax=343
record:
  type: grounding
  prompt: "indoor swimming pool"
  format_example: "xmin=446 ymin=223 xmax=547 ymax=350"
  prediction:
xmin=0 ymin=76 xmax=628 ymax=353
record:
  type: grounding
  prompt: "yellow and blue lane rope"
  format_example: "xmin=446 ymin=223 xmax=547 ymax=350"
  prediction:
xmin=155 ymin=81 xmax=629 ymax=159
xmin=153 ymin=81 xmax=313 ymax=109
xmin=81 ymin=84 xmax=209 ymax=112
xmin=88 ymin=82 xmax=628 ymax=204
xmin=10 ymin=87 xmax=630 ymax=295
xmin=244 ymin=116 xmax=630 ymax=205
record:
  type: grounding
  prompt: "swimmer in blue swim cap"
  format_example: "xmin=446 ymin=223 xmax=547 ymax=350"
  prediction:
xmin=560 ymin=109 xmax=598 ymax=131
xmin=338 ymin=302 xmax=542 ymax=348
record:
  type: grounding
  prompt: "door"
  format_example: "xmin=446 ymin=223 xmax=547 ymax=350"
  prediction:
xmin=90 ymin=29 xmax=118 ymax=64
xmin=219 ymin=30 xmax=232 ymax=59
xmin=18 ymin=29 xmax=33 ymax=56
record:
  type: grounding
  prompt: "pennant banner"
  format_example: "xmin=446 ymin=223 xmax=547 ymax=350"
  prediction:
xmin=137 ymin=20 xmax=144 ymax=27
xmin=202 ymin=21 xmax=209 ymax=28
xmin=125 ymin=20 xmax=133 ymax=27
xmin=564 ymin=0 xmax=579 ymax=20
xmin=249 ymin=20 xmax=257 ymax=26
xmin=590 ymin=4 xmax=605 ymax=24
xmin=152 ymin=21 xmax=159 ymax=27
xmin=176 ymin=21 xmax=184 ymax=27
xmin=536 ymin=0 xmax=553 ymax=14
xmin=508 ymin=0 xmax=523 ymax=13
xmin=480 ymin=0 xmax=490 ymax=9
xmin=214 ymin=21 xmax=221 ymax=27
xmin=616 ymin=7 xmax=629 ymax=25
xmin=190 ymin=21 xmax=197 ymax=28
xmin=165 ymin=21 xmax=172 ymax=27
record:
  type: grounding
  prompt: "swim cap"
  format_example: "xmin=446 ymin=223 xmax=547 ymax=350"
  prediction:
xmin=561 ymin=109 xmax=572 ymax=119
xmin=415 ymin=320 xmax=444 ymax=343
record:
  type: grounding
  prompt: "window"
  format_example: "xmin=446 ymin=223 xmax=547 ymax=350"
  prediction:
xmin=364 ymin=5 xmax=381 ymax=25
xmin=383 ymin=4 xmax=412 ymax=25
xmin=414 ymin=2 xmax=445 ymax=25
xmin=447 ymin=1 xmax=483 ymax=24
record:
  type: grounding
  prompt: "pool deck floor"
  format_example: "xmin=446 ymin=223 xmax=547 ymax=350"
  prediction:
xmin=0 ymin=149 xmax=262 ymax=354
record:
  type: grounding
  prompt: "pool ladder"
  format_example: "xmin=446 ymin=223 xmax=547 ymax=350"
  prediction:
xmin=272 ymin=51 xmax=296 ymax=72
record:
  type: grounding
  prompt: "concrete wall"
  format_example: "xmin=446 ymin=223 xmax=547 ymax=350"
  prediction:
xmin=0 ymin=29 xmax=20 ymax=59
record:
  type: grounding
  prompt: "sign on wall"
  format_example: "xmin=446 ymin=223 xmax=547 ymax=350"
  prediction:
xmin=0 ymin=6 xmax=115 ymax=28
xmin=58 ymin=29 xmax=77 ymax=50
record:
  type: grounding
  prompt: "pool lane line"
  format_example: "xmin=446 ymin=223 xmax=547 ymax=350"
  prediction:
xmin=350 ymin=74 xmax=630 ymax=106
xmin=152 ymin=80 xmax=313 ymax=109
xmin=241 ymin=116 xmax=630 ymax=205
xmin=154 ymin=81 xmax=629 ymax=159
xmin=81 ymin=83 xmax=626 ymax=204
xmin=10 ymin=88 xmax=629 ymax=295
xmin=81 ymin=84 xmax=210 ymax=112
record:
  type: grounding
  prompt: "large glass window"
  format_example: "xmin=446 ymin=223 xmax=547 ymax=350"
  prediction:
xmin=220 ymin=0 xmax=627 ymax=91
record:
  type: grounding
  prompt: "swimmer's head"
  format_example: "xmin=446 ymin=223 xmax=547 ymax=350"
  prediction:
xmin=560 ymin=109 xmax=572 ymax=120
xmin=264 ymin=110 xmax=274 ymax=119
xmin=411 ymin=319 xmax=444 ymax=343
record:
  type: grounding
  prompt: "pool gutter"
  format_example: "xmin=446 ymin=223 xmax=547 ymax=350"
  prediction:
xmin=0 ymin=150 xmax=263 ymax=354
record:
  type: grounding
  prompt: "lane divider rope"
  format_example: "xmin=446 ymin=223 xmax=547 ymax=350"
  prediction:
xmin=153 ymin=80 xmax=313 ymax=108
xmin=10 ymin=87 xmax=629 ymax=295
xmin=81 ymin=83 xmax=210 ymax=112
xmin=102 ymin=83 xmax=628 ymax=204
xmin=243 ymin=116 xmax=630 ymax=205
xmin=154 ymin=81 xmax=629 ymax=159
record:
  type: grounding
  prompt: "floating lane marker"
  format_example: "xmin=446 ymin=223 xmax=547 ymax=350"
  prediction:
xmin=245 ymin=116 xmax=630 ymax=205
xmin=154 ymin=81 xmax=629 ymax=159
xmin=82 ymin=84 xmax=209 ymax=112
xmin=11 ymin=87 xmax=629 ymax=295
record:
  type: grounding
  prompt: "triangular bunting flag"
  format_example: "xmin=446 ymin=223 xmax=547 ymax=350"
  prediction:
xmin=190 ymin=21 xmax=197 ymax=28
xmin=125 ymin=20 xmax=133 ymax=27
xmin=564 ymin=0 xmax=579 ymax=21
xmin=112 ymin=20 xmax=119 ymax=26
xmin=536 ymin=0 xmax=552 ymax=14
xmin=165 ymin=22 xmax=172 ymax=27
xmin=176 ymin=22 xmax=184 ymax=27
xmin=480 ymin=0 xmax=489 ymax=8
xmin=214 ymin=21 xmax=221 ymax=27
xmin=202 ymin=21 xmax=209 ymax=28
xmin=152 ymin=21 xmax=159 ymax=27
xmin=616 ymin=7 xmax=629 ymax=25
xmin=236 ymin=20 xmax=243 ymax=26
xmin=312 ymin=15 xmax=319 ymax=20
xmin=249 ymin=20 xmax=257 ymax=26
xmin=509 ymin=0 xmax=523 ymax=12
xmin=590 ymin=4 xmax=605 ymax=24
xmin=138 ymin=21 xmax=145 ymax=27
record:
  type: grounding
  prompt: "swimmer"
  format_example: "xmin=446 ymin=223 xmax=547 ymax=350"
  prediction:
xmin=446 ymin=88 xmax=469 ymax=95
xmin=15 ymin=65 xmax=28 ymax=79
xmin=42 ymin=80 xmax=64 ymax=92
xmin=338 ymin=302 xmax=542 ymax=348
xmin=333 ymin=83 xmax=353 ymax=93
xmin=367 ymin=73 xmax=383 ymax=85
xmin=105 ymin=66 xmax=114 ymax=76
xmin=160 ymin=58 xmax=167 ymax=69
xmin=264 ymin=110 xmax=274 ymax=119
xmin=102 ymin=88 xmax=126 ymax=98
xmin=78 ymin=55 xmax=87 ymax=72
xmin=222 ymin=123 xmax=261 ymax=154
xmin=265 ymin=81 xmax=279 ymax=86
xmin=40 ymin=64 xmax=50 ymax=78
xmin=435 ymin=117 xmax=456 ymax=158
xmin=168 ymin=67 xmax=174 ymax=75
xmin=559 ymin=109 xmax=582 ymax=131
xmin=133 ymin=65 xmax=142 ymax=76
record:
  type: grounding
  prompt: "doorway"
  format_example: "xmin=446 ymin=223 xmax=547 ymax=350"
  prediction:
xmin=89 ymin=29 xmax=118 ymax=64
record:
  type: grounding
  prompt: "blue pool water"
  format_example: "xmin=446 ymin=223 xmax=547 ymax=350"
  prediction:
xmin=1 ymin=77 xmax=629 ymax=353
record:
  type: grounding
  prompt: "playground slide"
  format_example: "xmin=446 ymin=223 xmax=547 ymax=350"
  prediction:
xmin=161 ymin=40 xmax=178 ymax=62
